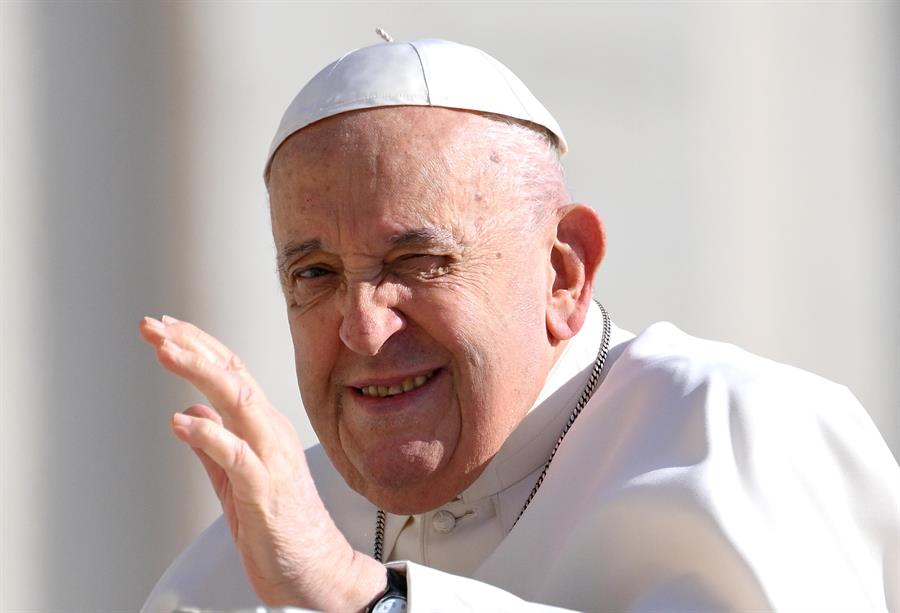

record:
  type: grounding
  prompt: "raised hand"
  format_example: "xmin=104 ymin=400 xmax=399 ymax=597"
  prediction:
xmin=139 ymin=315 xmax=386 ymax=611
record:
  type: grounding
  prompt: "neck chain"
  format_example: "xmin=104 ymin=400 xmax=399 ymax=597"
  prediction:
xmin=373 ymin=302 xmax=611 ymax=562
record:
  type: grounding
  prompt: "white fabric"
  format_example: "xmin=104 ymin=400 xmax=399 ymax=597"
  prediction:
xmin=264 ymin=38 xmax=568 ymax=177
xmin=142 ymin=310 xmax=900 ymax=612
xmin=388 ymin=302 xmax=632 ymax=575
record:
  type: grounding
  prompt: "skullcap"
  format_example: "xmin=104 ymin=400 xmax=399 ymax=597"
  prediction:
xmin=264 ymin=38 xmax=567 ymax=177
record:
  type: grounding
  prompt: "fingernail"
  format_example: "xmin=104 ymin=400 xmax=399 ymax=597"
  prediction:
xmin=172 ymin=413 xmax=192 ymax=427
xmin=143 ymin=316 xmax=164 ymax=330
xmin=161 ymin=315 xmax=180 ymax=325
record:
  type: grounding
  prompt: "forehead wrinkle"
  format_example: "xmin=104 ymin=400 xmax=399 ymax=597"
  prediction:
xmin=272 ymin=108 xmax=517 ymax=259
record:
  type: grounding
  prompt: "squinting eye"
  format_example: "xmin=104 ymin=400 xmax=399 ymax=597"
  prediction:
xmin=286 ymin=265 xmax=337 ymax=308
xmin=393 ymin=254 xmax=451 ymax=279
xmin=295 ymin=266 xmax=331 ymax=280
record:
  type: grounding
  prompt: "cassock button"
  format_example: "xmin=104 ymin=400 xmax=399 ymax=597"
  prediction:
xmin=432 ymin=509 xmax=457 ymax=534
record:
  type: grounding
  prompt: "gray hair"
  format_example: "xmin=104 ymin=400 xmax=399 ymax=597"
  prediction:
xmin=477 ymin=113 xmax=570 ymax=229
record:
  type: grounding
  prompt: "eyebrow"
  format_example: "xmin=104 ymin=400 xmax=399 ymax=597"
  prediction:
xmin=276 ymin=238 xmax=321 ymax=275
xmin=276 ymin=227 xmax=460 ymax=275
xmin=388 ymin=227 xmax=458 ymax=249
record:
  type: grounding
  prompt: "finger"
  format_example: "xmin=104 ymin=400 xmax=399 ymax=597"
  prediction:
xmin=143 ymin=316 xmax=275 ymax=453
xmin=171 ymin=413 xmax=267 ymax=502
xmin=182 ymin=405 xmax=228 ymax=496
xmin=141 ymin=316 xmax=225 ymax=373
xmin=192 ymin=447 xmax=230 ymax=501
xmin=147 ymin=316 xmax=269 ymax=426
xmin=162 ymin=315 xmax=237 ymax=367
xmin=140 ymin=316 xmax=168 ymax=345
xmin=184 ymin=403 xmax=223 ymax=426
xmin=161 ymin=315 xmax=231 ymax=353
xmin=161 ymin=316 xmax=260 ymax=386
xmin=180 ymin=406 xmax=229 ymax=499
xmin=157 ymin=337 xmax=270 ymax=437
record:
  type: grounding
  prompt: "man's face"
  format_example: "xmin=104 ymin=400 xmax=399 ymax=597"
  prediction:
xmin=267 ymin=107 xmax=561 ymax=514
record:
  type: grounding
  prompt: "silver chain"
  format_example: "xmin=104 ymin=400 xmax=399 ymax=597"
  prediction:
xmin=374 ymin=302 xmax=611 ymax=561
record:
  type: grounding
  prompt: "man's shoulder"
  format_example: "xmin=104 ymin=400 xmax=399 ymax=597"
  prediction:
xmin=609 ymin=320 xmax=850 ymax=407
xmin=625 ymin=321 xmax=827 ymax=381
xmin=588 ymin=320 xmax=882 ymax=471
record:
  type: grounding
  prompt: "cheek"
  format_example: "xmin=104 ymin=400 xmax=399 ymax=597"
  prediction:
xmin=290 ymin=309 xmax=340 ymax=403
xmin=450 ymin=263 xmax=551 ymax=446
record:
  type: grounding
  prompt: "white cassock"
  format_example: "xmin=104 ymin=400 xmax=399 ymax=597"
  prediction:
xmin=143 ymin=302 xmax=900 ymax=612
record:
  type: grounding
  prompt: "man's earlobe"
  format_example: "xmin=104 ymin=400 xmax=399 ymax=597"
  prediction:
xmin=546 ymin=204 xmax=606 ymax=341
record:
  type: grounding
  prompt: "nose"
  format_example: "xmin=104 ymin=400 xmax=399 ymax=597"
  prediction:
xmin=338 ymin=282 xmax=405 ymax=356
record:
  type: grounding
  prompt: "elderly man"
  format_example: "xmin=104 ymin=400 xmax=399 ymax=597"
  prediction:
xmin=140 ymin=39 xmax=898 ymax=612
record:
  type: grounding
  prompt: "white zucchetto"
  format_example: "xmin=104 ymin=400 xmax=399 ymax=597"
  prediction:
xmin=264 ymin=38 xmax=567 ymax=177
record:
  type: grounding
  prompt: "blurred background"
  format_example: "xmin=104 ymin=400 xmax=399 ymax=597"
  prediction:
xmin=2 ymin=1 xmax=897 ymax=610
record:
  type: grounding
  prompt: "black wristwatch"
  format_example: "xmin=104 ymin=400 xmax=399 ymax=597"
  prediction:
xmin=365 ymin=567 xmax=407 ymax=613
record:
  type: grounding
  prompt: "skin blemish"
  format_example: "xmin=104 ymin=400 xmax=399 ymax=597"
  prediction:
xmin=495 ymin=252 xmax=502 ymax=259
xmin=474 ymin=192 xmax=483 ymax=202
xmin=490 ymin=151 xmax=501 ymax=163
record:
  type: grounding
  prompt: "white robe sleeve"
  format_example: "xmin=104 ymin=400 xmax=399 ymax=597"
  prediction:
xmin=139 ymin=531 xmax=576 ymax=613
xmin=140 ymin=516 xmax=261 ymax=613
xmin=392 ymin=562 xmax=575 ymax=612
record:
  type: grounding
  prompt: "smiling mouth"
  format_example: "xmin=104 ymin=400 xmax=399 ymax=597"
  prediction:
xmin=356 ymin=369 xmax=438 ymax=398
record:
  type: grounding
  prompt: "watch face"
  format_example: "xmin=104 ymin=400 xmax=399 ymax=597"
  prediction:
xmin=372 ymin=595 xmax=407 ymax=613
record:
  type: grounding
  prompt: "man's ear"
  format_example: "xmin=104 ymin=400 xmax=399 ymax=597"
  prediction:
xmin=546 ymin=204 xmax=606 ymax=341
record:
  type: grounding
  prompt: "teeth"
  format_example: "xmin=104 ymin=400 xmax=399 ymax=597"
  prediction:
xmin=359 ymin=370 xmax=435 ymax=397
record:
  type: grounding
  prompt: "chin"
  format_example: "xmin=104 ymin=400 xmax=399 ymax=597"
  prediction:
xmin=361 ymin=448 xmax=446 ymax=498
xmin=368 ymin=483 xmax=460 ymax=516
xmin=358 ymin=455 xmax=491 ymax=516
